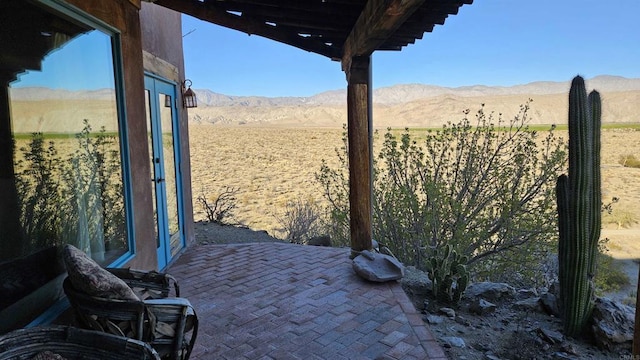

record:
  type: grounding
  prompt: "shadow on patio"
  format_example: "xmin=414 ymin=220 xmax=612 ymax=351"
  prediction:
xmin=167 ymin=242 xmax=446 ymax=360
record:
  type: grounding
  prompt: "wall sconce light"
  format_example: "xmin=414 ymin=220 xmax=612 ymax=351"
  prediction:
xmin=164 ymin=94 xmax=172 ymax=108
xmin=182 ymin=79 xmax=197 ymax=108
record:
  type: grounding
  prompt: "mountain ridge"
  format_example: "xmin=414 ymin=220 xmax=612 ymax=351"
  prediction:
xmin=188 ymin=75 xmax=640 ymax=127
xmin=9 ymin=76 xmax=640 ymax=129
xmin=194 ymin=75 xmax=640 ymax=107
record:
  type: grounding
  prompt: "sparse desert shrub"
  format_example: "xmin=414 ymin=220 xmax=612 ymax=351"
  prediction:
xmin=622 ymin=291 xmax=637 ymax=306
xmin=318 ymin=102 xmax=567 ymax=287
xmin=618 ymin=154 xmax=640 ymax=168
xmin=603 ymin=208 xmax=639 ymax=229
xmin=275 ymin=198 xmax=322 ymax=244
xmin=602 ymin=197 xmax=638 ymax=229
xmin=197 ymin=186 xmax=240 ymax=225
xmin=316 ymin=125 xmax=352 ymax=248
xmin=594 ymin=240 xmax=630 ymax=296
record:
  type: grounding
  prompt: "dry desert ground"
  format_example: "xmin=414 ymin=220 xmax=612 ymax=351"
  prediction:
xmin=189 ymin=126 xmax=344 ymax=236
xmin=189 ymin=126 xmax=640 ymax=261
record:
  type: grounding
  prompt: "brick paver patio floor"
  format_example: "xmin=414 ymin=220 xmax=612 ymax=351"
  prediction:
xmin=167 ymin=242 xmax=446 ymax=360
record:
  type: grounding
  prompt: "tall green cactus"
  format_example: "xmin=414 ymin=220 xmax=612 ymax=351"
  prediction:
xmin=556 ymin=75 xmax=602 ymax=336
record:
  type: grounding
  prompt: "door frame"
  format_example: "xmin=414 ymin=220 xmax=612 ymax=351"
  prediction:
xmin=144 ymin=73 xmax=186 ymax=270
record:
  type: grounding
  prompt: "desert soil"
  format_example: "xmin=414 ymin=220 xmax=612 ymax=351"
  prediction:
xmin=190 ymin=126 xmax=640 ymax=359
xmin=189 ymin=125 xmax=639 ymax=244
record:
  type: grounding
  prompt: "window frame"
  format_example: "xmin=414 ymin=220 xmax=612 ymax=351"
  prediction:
xmin=23 ymin=0 xmax=136 ymax=326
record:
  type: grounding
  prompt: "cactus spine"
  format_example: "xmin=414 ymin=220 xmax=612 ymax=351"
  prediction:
xmin=556 ymin=76 xmax=602 ymax=336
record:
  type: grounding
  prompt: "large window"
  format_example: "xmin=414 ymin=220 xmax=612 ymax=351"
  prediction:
xmin=0 ymin=1 xmax=131 ymax=330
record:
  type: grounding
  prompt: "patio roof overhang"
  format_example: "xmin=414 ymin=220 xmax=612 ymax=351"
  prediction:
xmin=147 ymin=0 xmax=473 ymax=255
xmin=147 ymin=0 xmax=472 ymax=70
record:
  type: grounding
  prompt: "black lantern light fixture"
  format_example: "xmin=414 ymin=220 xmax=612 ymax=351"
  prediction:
xmin=182 ymin=79 xmax=197 ymax=108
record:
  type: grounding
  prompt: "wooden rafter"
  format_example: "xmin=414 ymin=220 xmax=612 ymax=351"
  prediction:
xmin=341 ymin=0 xmax=425 ymax=71
xmin=147 ymin=0 xmax=472 ymax=63
xmin=154 ymin=0 xmax=341 ymax=58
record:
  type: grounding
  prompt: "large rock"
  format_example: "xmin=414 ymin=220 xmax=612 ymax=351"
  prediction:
xmin=469 ymin=298 xmax=497 ymax=315
xmin=464 ymin=282 xmax=517 ymax=302
xmin=439 ymin=307 xmax=456 ymax=318
xmin=441 ymin=336 xmax=466 ymax=348
xmin=514 ymin=297 xmax=543 ymax=313
xmin=538 ymin=280 xmax=561 ymax=317
xmin=591 ymin=297 xmax=635 ymax=352
xmin=537 ymin=327 xmax=564 ymax=345
xmin=352 ymin=250 xmax=404 ymax=282
xmin=307 ymin=235 xmax=331 ymax=247
xmin=516 ymin=288 xmax=538 ymax=300
xmin=540 ymin=291 xmax=561 ymax=317
xmin=401 ymin=266 xmax=433 ymax=297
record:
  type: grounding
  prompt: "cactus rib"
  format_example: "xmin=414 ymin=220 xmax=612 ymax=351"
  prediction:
xmin=556 ymin=76 xmax=602 ymax=336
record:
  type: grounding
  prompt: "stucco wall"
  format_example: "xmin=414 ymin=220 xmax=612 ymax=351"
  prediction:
xmin=140 ymin=4 xmax=185 ymax=74
xmin=140 ymin=3 xmax=195 ymax=251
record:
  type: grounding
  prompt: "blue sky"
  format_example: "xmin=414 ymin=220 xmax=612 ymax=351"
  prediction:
xmin=13 ymin=31 xmax=115 ymax=90
xmin=182 ymin=0 xmax=640 ymax=97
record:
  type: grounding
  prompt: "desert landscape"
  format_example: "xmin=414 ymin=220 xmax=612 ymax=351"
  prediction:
xmin=189 ymin=126 xmax=640 ymax=241
xmin=188 ymin=77 xmax=640 ymax=309
xmin=188 ymin=78 xmax=639 ymax=234
xmin=11 ymin=77 xmax=639 ymax=268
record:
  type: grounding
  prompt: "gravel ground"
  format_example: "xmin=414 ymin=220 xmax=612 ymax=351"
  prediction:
xmin=193 ymin=221 xmax=284 ymax=245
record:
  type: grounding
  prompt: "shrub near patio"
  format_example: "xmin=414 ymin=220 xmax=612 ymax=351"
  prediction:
xmin=318 ymin=101 xmax=567 ymax=290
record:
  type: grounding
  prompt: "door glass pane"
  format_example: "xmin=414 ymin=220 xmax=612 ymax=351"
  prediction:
xmin=158 ymin=92 xmax=181 ymax=256
xmin=145 ymin=90 xmax=159 ymax=247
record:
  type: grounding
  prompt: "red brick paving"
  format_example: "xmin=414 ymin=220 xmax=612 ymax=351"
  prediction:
xmin=168 ymin=243 xmax=446 ymax=360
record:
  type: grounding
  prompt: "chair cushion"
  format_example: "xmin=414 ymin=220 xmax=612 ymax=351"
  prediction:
xmin=63 ymin=245 xmax=139 ymax=301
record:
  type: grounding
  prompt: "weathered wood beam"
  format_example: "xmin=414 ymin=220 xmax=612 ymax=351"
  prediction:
xmin=341 ymin=0 xmax=425 ymax=71
xmin=154 ymin=0 xmax=341 ymax=58
xmin=218 ymin=0 xmax=361 ymax=14
xmin=346 ymin=56 xmax=372 ymax=255
xmin=221 ymin=1 xmax=359 ymax=22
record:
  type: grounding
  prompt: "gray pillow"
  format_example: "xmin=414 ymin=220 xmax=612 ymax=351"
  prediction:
xmin=63 ymin=244 xmax=139 ymax=301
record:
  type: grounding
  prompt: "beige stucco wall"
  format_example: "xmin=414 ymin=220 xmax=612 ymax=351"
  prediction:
xmin=140 ymin=3 xmax=196 ymax=254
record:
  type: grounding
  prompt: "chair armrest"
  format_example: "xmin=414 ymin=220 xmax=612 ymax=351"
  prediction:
xmin=144 ymin=298 xmax=195 ymax=315
xmin=107 ymin=268 xmax=180 ymax=299
xmin=143 ymin=298 xmax=198 ymax=360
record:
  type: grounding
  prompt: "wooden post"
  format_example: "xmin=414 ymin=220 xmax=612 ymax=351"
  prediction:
xmin=346 ymin=56 xmax=372 ymax=257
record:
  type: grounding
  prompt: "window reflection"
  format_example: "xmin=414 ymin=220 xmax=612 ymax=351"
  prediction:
xmin=8 ymin=34 xmax=126 ymax=263
xmin=0 ymin=1 xmax=128 ymax=328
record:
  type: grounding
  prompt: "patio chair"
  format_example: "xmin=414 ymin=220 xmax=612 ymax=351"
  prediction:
xmin=0 ymin=325 xmax=160 ymax=360
xmin=62 ymin=245 xmax=198 ymax=360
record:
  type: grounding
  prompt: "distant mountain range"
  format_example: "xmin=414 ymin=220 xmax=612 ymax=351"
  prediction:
xmin=193 ymin=75 xmax=640 ymax=107
xmin=9 ymin=87 xmax=115 ymax=101
xmin=189 ymin=75 xmax=640 ymax=127
xmin=10 ymin=76 xmax=640 ymax=128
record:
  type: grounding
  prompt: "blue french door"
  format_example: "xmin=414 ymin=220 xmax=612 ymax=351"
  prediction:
xmin=144 ymin=75 xmax=185 ymax=270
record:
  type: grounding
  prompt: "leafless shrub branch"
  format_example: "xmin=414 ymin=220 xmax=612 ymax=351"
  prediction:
xmin=197 ymin=186 xmax=240 ymax=225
